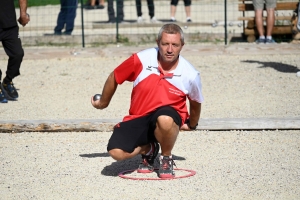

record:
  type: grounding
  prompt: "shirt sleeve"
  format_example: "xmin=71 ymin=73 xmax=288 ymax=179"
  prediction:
xmin=114 ymin=54 xmax=143 ymax=84
xmin=188 ymin=73 xmax=204 ymax=103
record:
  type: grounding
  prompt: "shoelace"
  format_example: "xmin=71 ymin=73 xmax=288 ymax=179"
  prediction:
xmin=161 ymin=158 xmax=176 ymax=170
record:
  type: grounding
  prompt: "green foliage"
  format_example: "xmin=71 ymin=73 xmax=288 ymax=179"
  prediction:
xmin=14 ymin=0 xmax=60 ymax=8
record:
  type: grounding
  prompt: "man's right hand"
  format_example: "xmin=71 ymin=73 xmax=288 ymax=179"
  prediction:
xmin=18 ymin=13 xmax=30 ymax=27
xmin=91 ymin=96 xmax=102 ymax=109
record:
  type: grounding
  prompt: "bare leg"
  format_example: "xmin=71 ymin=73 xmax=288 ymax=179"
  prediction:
xmin=266 ymin=8 xmax=275 ymax=37
xmin=109 ymin=144 xmax=150 ymax=161
xmin=90 ymin=0 xmax=95 ymax=6
xmin=255 ymin=9 xmax=264 ymax=37
xmin=171 ymin=5 xmax=176 ymax=19
xmin=185 ymin=5 xmax=191 ymax=19
xmin=154 ymin=115 xmax=179 ymax=156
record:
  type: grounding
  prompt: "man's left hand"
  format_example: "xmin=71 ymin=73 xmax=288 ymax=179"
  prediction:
xmin=180 ymin=123 xmax=190 ymax=131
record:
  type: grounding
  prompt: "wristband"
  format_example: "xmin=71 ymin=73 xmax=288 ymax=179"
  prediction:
xmin=185 ymin=119 xmax=198 ymax=130
xmin=187 ymin=122 xmax=198 ymax=130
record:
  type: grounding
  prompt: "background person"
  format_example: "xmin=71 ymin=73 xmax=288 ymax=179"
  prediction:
xmin=107 ymin=0 xmax=124 ymax=23
xmin=85 ymin=0 xmax=105 ymax=10
xmin=170 ymin=0 xmax=192 ymax=22
xmin=253 ymin=0 xmax=277 ymax=43
xmin=0 ymin=0 xmax=30 ymax=103
xmin=135 ymin=0 xmax=159 ymax=23
xmin=91 ymin=23 xmax=203 ymax=178
xmin=52 ymin=0 xmax=78 ymax=35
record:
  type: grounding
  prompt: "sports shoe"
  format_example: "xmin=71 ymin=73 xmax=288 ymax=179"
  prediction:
xmin=265 ymin=38 xmax=277 ymax=44
xmin=0 ymin=86 xmax=8 ymax=103
xmin=137 ymin=16 xmax=143 ymax=23
xmin=170 ymin=17 xmax=176 ymax=22
xmin=1 ymin=81 xmax=18 ymax=100
xmin=137 ymin=142 xmax=160 ymax=173
xmin=255 ymin=38 xmax=265 ymax=44
xmin=150 ymin=16 xmax=161 ymax=23
xmin=158 ymin=155 xmax=176 ymax=178
xmin=186 ymin=18 xmax=192 ymax=22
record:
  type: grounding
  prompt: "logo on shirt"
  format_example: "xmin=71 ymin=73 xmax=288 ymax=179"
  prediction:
xmin=146 ymin=66 xmax=158 ymax=71
xmin=169 ymin=88 xmax=183 ymax=96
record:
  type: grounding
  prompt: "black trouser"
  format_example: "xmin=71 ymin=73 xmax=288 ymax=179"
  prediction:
xmin=135 ymin=0 xmax=154 ymax=18
xmin=107 ymin=0 xmax=124 ymax=22
xmin=0 ymin=26 xmax=24 ymax=81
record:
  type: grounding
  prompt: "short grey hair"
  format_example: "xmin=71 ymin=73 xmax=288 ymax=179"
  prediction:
xmin=157 ymin=23 xmax=184 ymax=44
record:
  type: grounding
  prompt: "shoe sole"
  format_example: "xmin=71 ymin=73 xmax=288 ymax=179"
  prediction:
xmin=1 ymin=84 xmax=18 ymax=100
xmin=159 ymin=173 xmax=175 ymax=179
xmin=137 ymin=168 xmax=154 ymax=173
xmin=0 ymin=99 xmax=8 ymax=103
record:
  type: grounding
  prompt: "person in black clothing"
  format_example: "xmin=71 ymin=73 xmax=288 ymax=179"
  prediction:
xmin=135 ymin=0 xmax=159 ymax=23
xmin=107 ymin=0 xmax=124 ymax=23
xmin=0 ymin=0 xmax=30 ymax=103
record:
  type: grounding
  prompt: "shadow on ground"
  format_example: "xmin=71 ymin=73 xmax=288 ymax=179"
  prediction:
xmin=89 ymin=154 xmax=186 ymax=177
xmin=242 ymin=60 xmax=300 ymax=73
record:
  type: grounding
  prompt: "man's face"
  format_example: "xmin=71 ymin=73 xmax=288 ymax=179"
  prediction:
xmin=157 ymin=32 xmax=184 ymax=64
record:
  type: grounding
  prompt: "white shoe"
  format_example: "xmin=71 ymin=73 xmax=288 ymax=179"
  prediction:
xmin=150 ymin=16 xmax=161 ymax=23
xmin=137 ymin=16 xmax=143 ymax=23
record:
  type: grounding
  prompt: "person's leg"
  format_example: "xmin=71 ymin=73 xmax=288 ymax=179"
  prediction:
xmin=266 ymin=8 xmax=275 ymax=37
xmin=253 ymin=0 xmax=265 ymax=43
xmin=136 ymin=0 xmax=142 ymax=17
xmin=147 ymin=0 xmax=155 ymax=19
xmin=255 ymin=9 xmax=264 ymax=37
xmin=107 ymin=116 xmax=153 ymax=161
xmin=154 ymin=115 xmax=179 ymax=156
xmin=184 ymin=0 xmax=191 ymax=21
xmin=265 ymin=0 xmax=276 ymax=40
xmin=107 ymin=0 xmax=116 ymax=22
xmin=1 ymin=26 xmax=24 ymax=99
xmin=54 ymin=0 xmax=67 ymax=34
xmin=150 ymin=106 xmax=181 ymax=157
xmin=151 ymin=106 xmax=181 ymax=178
xmin=116 ymin=0 xmax=124 ymax=22
xmin=65 ymin=0 xmax=77 ymax=34
xmin=170 ymin=0 xmax=179 ymax=21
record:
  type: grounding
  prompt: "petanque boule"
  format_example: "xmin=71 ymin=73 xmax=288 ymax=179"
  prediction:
xmin=93 ymin=94 xmax=102 ymax=101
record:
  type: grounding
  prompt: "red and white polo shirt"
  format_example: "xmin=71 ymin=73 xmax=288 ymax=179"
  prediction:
xmin=114 ymin=47 xmax=204 ymax=124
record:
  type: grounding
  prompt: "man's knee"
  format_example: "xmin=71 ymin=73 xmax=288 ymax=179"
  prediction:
xmin=108 ymin=149 xmax=126 ymax=161
xmin=156 ymin=115 xmax=177 ymax=130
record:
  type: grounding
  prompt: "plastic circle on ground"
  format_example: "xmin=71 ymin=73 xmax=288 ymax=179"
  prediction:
xmin=118 ymin=168 xmax=196 ymax=180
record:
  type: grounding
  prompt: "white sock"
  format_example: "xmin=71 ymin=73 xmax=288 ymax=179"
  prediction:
xmin=171 ymin=17 xmax=175 ymax=20
xmin=266 ymin=36 xmax=272 ymax=40
xmin=259 ymin=36 xmax=265 ymax=39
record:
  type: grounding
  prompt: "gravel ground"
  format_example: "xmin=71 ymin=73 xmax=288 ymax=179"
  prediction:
xmin=0 ymin=44 xmax=300 ymax=199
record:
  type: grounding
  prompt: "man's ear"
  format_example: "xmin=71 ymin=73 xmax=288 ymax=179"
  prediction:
xmin=156 ymin=39 xmax=159 ymax=45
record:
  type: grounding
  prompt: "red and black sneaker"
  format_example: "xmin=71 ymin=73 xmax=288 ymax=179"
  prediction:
xmin=137 ymin=142 xmax=160 ymax=173
xmin=158 ymin=155 xmax=176 ymax=179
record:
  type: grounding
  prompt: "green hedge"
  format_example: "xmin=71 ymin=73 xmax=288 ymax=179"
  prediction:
xmin=14 ymin=0 xmax=60 ymax=7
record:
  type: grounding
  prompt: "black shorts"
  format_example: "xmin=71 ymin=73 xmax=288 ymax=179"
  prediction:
xmin=107 ymin=106 xmax=181 ymax=153
xmin=171 ymin=0 xmax=191 ymax=7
